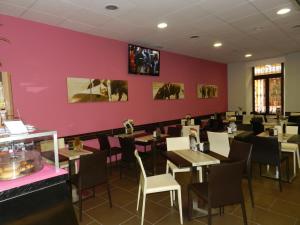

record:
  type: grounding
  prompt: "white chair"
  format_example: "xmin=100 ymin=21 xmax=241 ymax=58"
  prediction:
xmin=166 ymin=136 xmax=203 ymax=185
xmin=277 ymin=126 xmax=300 ymax=175
xmin=135 ymin=150 xmax=183 ymax=225
xmin=207 ymin=131 xmax=230 ymax=157
xmin=181 ymin=125 xmax=200 ymax=138
xmin=166 ymin=137 xmax=191 ymax=176
xmin=242 ymin=115 xmax=253 ymax=125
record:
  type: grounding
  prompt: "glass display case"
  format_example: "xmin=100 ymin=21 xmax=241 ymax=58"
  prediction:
xmin=0 ymin=130 xmax=59 ymax=180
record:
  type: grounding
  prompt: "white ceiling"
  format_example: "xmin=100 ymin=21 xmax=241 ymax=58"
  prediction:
xmin=1 ymin=0 xmax=300 ymax=63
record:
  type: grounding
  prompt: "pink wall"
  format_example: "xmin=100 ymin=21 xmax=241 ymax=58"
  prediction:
xmin=0 ymin=14 xmax=227 ymax=137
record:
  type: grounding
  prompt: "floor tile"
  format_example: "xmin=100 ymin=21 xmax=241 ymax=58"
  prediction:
xmin=100 ymin=187 xmax=136 ymax=207
xmin=86 ymin=204 xmax=133 ymax=225
xmin=271 ymin=199 xmax=300 ymax=219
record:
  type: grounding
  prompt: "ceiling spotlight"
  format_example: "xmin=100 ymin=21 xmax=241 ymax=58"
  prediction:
xmin=245 ymin=53 xmax=252 ymax=58
xmin=157 ymin=22 xmax=168 ymax=29
xmin=105 ymin=4 xmax=119 ymax=10
xmin=213 ymin=42 xmax=222 ymax=47
xmin=276 ymin=8 xmax=291 ymax=15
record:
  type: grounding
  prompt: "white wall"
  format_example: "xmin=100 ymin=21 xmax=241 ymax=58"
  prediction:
xmin=285 ymin=52 xmax=300 ymax=112
xmin=227 ymin=55 xmax=291 ymax=114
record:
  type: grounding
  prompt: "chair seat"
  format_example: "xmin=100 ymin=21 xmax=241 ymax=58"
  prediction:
xmin=281 ymin=143 xmax=299 ymax=152
xmin=146 ymin=174 xmax=180 ymax=194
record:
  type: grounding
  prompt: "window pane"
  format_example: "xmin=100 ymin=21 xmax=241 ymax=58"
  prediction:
xmin=269 ymin=78 xmax=281 ymax=114
xmin=254 ymin=79 xmax=266 ymax=113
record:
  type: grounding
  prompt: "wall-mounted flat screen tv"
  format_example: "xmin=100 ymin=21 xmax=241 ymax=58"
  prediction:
xmin=128 ymin=44 xmax=160 ymax=76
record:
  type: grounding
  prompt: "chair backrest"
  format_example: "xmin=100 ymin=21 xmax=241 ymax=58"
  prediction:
xmin=229 ymin=140 xmax=253 ymax=173
xmin=207 ymin=131 xmax=230 ymax=157
xmin=166 ymin=136 xmax=190 ymax=151
xmin=242 ymin=115 xmax=253 ymax=125
xmin=134 ymin=150 xmax=147 ymax=189
xmin=208 ymin=161 xmax=244 ymax=207
xmin=275 ymin=125 xmax=282 ymax=133
xmin=144 ymin=123 xmax=157 ymax=134
xmin=226 ymin=111 xmax=236 ymax=117
xmin=98 ymin=134 xmax=110 ymax=150
xmin=251 ymin=119 xmax=264 ymax=135
xmin=119 ymin=137 xmax=136 ymax=162
xmin=181 ymin=125 xmax=200 ymax=137
xmin=250 ymin=136 xmax=280 ymax=165
xmin=40 ymin=138 xmax=65 ymax=152
xmin=286 ymin=126 xmax=298 ymax=134
xmin=79 ymin=151 xmax=108 ymax=189
xmin=167 ymin=126 xmax=182 ymax=137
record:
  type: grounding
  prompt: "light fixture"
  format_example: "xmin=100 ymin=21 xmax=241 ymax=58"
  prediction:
xmin=105 ymin=4 xmax=119 ymax=10
xmin=213 ymin=42 xmax=222 ymax=48
xmin=245 ymin=53 xmax=252 ymax=58
xmin=276 ymin=8 xmax=290 ymax=15
xmin=157 ymin=22 xmax=168 ymax=29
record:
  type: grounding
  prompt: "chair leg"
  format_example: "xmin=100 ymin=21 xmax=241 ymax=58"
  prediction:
xmin=241 ymin=199 xmax=248 ymax=225
xmin=296 ymin=147 xmax=300 ymax=169
xmin=293 ymin=151 xmax=296 ymax=176
xmin=277 ymin=165 xmax=282 ymax=192
xmin=107 ymin=183 xmax=112 ymax=208
xmin=137 ymin=184 xmax=141 ymax=210
xmin=208 ymin=203 xmax=212 ymax=225
xmin=187 ymin=187 xmax=193 ymax=220
xmin=286 ymin=158 xmax=290 ymax=182
xmin=177 ymin=188 xmax=183 ymax=225
xmin=259 ymin=164 xmax=262 ymax=176
xmin=79 ymin=190 xmax=83 ymax=222
xmin=247 ymin=174 xmax=254 ymax=207
xmin=141 ymin=194 xmax=146 ymax=225
xmin=170 ymin=190 xmax=173 ymax=207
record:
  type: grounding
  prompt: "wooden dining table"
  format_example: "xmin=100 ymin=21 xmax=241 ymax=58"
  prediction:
xmin=161 ymin=149 xmax=223 ymax=218
xmin=116 ymin=131 xmax=169 ymax=174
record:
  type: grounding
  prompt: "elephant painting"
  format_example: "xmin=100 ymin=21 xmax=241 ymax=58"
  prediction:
xmin=197 ymin=84 xmax=218 ymax=99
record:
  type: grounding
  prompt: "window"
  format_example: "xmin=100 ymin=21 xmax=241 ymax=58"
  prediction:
xmin=252 ymin=63 xmax=284 ymax=114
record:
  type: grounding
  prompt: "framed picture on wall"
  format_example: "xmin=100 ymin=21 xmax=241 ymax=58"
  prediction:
xmin=197 ymin=84 xmax=218 ymax=99
xmin=67 ymin=77 xmax=128 ymax=103
xmin=153 ymin=82 xmax=184 ymax=100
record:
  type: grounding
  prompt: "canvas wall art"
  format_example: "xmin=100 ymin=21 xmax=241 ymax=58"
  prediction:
xmin=197 ymin=84 xmax=218 ymax=98
xmin=153 ymin=82 xmax=184 ymax=100
xmin=67 ymin=77 xmax=128 ymax=103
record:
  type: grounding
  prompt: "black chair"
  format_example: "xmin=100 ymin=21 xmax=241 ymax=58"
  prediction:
xmin=251 ymin=120 xmax=264 ymax=135
xmin=188 ymin=161 xmax=247 ymax=225
xmin=250 ymin=136 xmax=289 ymax=191
xmin=167 ymin=126 xmax=181 ymax=137
xmin=119 ymin=137 xmax=140 ymax=182
xmin=229 ymin=140 xmax=254 ymax=207
xmin=70 ymin=151 xmax=112 ymax=221
xmin=98 ymin=134 xmax=122 ymax=173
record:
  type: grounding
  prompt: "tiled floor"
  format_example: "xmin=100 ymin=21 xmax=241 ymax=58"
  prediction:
xmin=73 ymin=159 xmax=300 ymax=225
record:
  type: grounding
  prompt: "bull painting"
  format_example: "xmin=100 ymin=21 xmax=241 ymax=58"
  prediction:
xmin=67 ymin=77 xmax=128 ymax=103
xmin=153 ymin=82 xmax=184 ymax=100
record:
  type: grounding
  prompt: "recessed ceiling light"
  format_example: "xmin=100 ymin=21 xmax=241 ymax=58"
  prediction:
xmin=213 ymin=42 xmax=222 ymax=47
xmin=245 ymin=53 xmax=252 ymax=58
xmin=190 ymin=35 xmax=199 ymax=39
xmin=105 ymin=4 xmax=119 ymax=10
xmin=157 ymin=22 xmax=168 ymax=29
xmin=276 ymin=8 xmax=291 ymax=15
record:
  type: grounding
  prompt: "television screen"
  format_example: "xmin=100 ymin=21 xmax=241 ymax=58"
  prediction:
xmin=128 ymin=44 xmax=160 ymax=76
